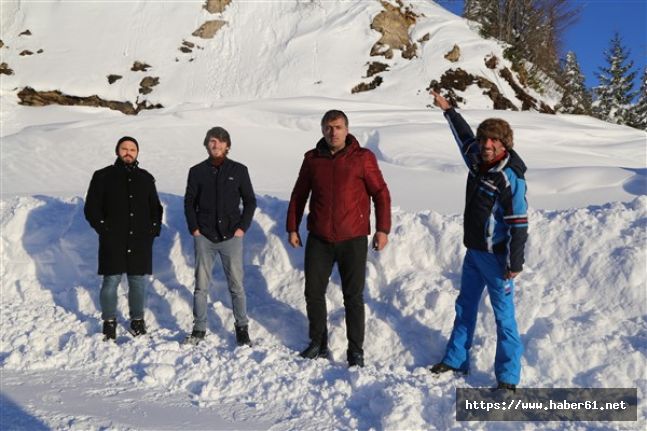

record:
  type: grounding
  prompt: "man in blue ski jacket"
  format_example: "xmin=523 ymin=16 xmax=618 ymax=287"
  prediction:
xmin=430 ymin=90 xmax=528 ymax=392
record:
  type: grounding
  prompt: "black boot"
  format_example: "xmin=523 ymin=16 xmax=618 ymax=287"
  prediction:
xmin=495 ymin=381 xmax=516 ymax=392
xmin=235 ymin=325 xmax=252 ymax=347
xmin=182 ymin=329 xmax=206 ymax=346
xmin=130 ymin=319 xmax=147 ymax=336
xmin=347 ymin=349 xmax=364 ymax=368
xmin=299 ymin=340 xmax=330 ymax=359
xmin=103 ymin=319 xmax=117 ymax=341
xmin=299 ymin=328 xmax=329 ymax=359
xmin=430 ymin=362 xmax=467 ymax=375
xmin=318 ymin=338 xmax=330 ymax=359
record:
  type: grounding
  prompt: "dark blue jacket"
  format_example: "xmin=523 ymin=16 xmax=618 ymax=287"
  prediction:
xmin=184 ymin=158 xmax=256 ymax=243
xmin=444 ymin=108 xmax=528 ymax=272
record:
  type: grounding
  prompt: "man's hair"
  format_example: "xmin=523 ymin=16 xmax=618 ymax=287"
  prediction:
xmin=321 ymin=110 xmax=348 ymax=127
xmin=203 ymin=126 xmax=231 ymax=148
xmin=476 ymin=118 xmax=514 ymax=149
xmin=115 ymin=136 xmax=139 ymax=155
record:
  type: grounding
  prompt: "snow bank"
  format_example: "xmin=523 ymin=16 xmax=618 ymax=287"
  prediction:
xmin=1 ymin=194 xmax=645 ymax=430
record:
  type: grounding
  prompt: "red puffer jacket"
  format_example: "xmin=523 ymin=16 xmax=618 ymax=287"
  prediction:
xmin=286 ymin=134 xmax=391 ymax=243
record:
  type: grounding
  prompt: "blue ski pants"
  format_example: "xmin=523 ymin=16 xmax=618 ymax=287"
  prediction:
xmin=442 ymin=249 xmax=523 ymax=385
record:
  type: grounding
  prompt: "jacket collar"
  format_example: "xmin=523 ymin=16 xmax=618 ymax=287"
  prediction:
xmin=203 ymin=157 xmax=231 ymax=168
xmin=114 ymin=157 xmax=139 ymax=171
xmin=315 ymin=134 xmax=360 ymax=157
xmin=486 ymin=149 xmax=527 ymax=175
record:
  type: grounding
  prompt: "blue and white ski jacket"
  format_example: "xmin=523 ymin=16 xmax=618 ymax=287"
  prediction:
xmin=444 ymin=108 xmax=528 ymax=272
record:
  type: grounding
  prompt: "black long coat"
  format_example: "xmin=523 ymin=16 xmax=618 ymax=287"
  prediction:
xmin=84 ymin=158 xmax=163 ymax=275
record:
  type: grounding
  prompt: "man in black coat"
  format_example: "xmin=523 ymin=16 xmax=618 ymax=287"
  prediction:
xmin=84 ymin=136 xmax=163 ymax=340
xmin=183 ymin=127 xmax=257 ymax=346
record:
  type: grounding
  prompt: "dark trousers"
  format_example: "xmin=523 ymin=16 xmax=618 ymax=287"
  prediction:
xmin=304 ymin=234 xmax=368 ymax=354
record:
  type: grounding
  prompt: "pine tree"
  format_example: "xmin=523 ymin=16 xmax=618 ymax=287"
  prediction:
xmin=465 ymin=0 xmax=500 ymax=38
xmin=557 ymin=51 xmax=592 ymax=115
xmin=628 ymin=68 xmax=647 ymax=130
xmin=461 ymin=0 xmax=580 ymax=81
xmin=594 ymin=32 xmax=637 ymax=124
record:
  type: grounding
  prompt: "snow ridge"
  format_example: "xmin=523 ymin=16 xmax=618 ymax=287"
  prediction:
xmin=1 ymin=194 xmax=645 ymax=430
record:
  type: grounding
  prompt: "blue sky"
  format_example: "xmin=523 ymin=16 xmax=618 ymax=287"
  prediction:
xmin=440 ymin=0 xmax=646 ymax=92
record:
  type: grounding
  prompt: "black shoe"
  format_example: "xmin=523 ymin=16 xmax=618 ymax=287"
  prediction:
xmin=347 ymin=350 xmax=364 ymax=368
xmin=103 ymin=319 xmax=117 ymax=340
xmin=299 ymin=342 xmax=330 ymax=359
xmin=496 ymin=382 xmax=516 ymax=392
xmin=318 ymin=331 xmax=329 ymax=359
xmin=318 ymin=342 xmax=330 ymax=359
xmin=182 ymin=329 xmax=206 ymax=345
xmin=430 ymin=362 xmax=467 ymax=375
xmin=235 ymin=325 xmax=252 ymax=347
xmin=130 ymin=319 xmax=147 ymax=336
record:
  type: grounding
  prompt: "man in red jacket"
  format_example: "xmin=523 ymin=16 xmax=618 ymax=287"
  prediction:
xmin=286 ymin=110 xmax=391 ymax=367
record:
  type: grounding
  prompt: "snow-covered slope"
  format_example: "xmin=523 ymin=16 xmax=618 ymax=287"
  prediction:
xmin=1 ymin=0 xmax=556 ymax=110
xmin=1 ymin=96 xmax=645 ymax=213
xmin=1 ymin=194 xmax=645 ymax=430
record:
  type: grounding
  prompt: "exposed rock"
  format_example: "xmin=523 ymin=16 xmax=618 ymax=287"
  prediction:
xmin=19 ymin=29 xmax=31 ymax=36
xmin=1 ymin=62 xmax=14 ymax=75
xmin=475 ymin=76 xmax=518 ymax=110
xmin=499 ymin=67 xmax=554 ymax=112
xmin=107 ymin=74 xmax=122 ymax=84
xmin=437 ymin=68 xmax=471 ymax=91
xmin=17 ymin=87 xmax=163 ymax=115
xmin=427 ymin=68 xmax=517 ymax=111
xmin=204 ymin=0 xmax=231 ymax=14
xmin=370 ymin=44 xmax=393 ymax=59
xmin=351 ymin=76 xmax=383 ymax=94
xmin=0 ymin=40 xmax=4 ymax=48
xmin=370 ymin=0 xmax=418 ymax=59
xmin=182 ymin=40 xmax=195 ymax=48
xmin=131 ymin=61 xmax=151 ymax=72
xmin=484 ymin=54 xmax=498 ymax=69
xmin=179 ymin=46 xmax=192 ymax=53
xmin=539 ymin=102 xmax=555 ymax=114
xmin=444 ymin=44 xmax=460 ymax=62
xmin=402 ymin=43 xmax=417 ymax=59
xmin=139 ymin=76 xmax=160 ymax=95
xmin=417 ymin=33 xmax=430 ymax=43
xmin=511 ymin=61 xmax=529 ymax=87
xmin=366 ymin=61 xmax=389 ymax=78
xmin=19 ymin=50 xmax=33 ymax=56
xmin=37 ymin=49 xmax=44 ymax=54
xmin=192 ymin=20 xmax=227 ymax=39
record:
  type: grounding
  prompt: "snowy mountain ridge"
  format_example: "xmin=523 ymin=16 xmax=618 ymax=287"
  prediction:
xmin=1 ymin=0 xmax=558 ymax=112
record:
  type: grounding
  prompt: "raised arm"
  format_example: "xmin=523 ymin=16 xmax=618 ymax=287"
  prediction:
xmin=431 ymin=90 xmax=480 ymax=173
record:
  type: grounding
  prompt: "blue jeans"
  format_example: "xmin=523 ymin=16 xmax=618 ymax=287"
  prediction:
xmin=193 ymin=235 xmax=248 ymax=332
xmin=100 ymin=274 xmax=146 ymax=320
xmin=442 ymin=249 xmax=523 ymax=385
